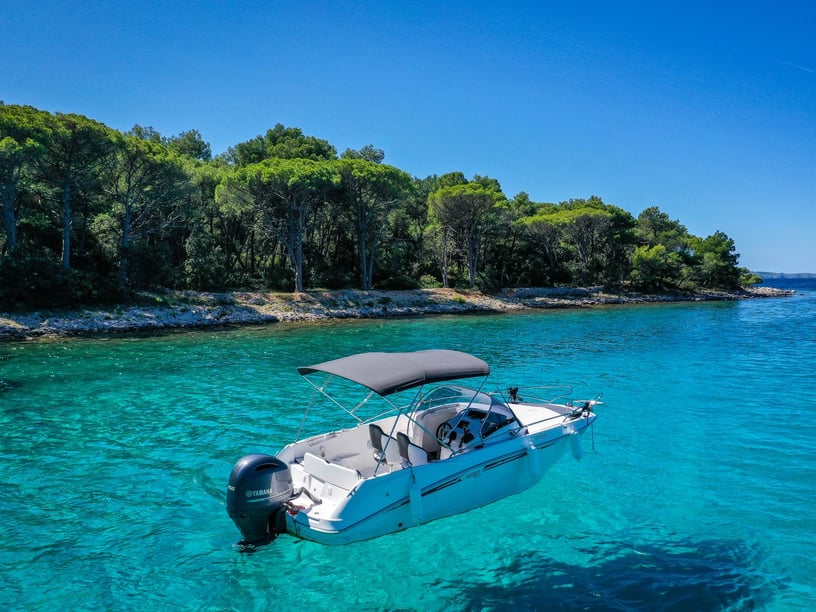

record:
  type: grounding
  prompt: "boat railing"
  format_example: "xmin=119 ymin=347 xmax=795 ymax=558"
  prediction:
xmin=520 ymin=404 xmax=594 ymax=429
xmin=490 ymin=384 xmax=575 ymax=405
xmin=491 ymin=386 xmax=602 ymax=431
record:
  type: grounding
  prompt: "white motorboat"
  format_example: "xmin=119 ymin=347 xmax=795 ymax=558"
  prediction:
xmin=226 ymin=349 xmax=600 ymax=546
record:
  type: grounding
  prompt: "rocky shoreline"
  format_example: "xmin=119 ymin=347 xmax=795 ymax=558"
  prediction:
xmin=0 ymin=286 xmax=794 ymax=341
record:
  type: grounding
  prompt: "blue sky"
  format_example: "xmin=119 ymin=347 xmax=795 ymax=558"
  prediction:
xmin=3 ymin=1 xmax=814 ymax=272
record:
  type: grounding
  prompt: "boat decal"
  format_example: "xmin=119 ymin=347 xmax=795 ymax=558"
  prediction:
xmin=422 ymin=446 xmax=543 ymax=496
xmin=482 ymin=449 xmax=529 ymax=471
xmin=423 ymin=477 xmax=463 ymax=496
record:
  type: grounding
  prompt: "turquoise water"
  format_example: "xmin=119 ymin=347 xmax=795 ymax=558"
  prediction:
xmin=1 ymin=283 xmax=815 ymax=611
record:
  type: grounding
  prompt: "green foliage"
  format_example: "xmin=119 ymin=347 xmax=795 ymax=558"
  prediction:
xmin=218 ymin=157 xmax=338 ymax=292
xmin=164 ymin=129 xmax=212 ymax=161
xmin=340 ymin=144 xmax=385 ymax=163
xmin=428 ymin=179 xmax=507 ymax=288
xmin=0 ymin=103 xmax=753 ymax=307
xmin=419 ymin=274 xmax=442 ymax=288
xmin=510 ymin=191 xmax=537 ymax=217
xmin=0 ymin=250 xmax=64 ymax=308
xmin=128 ymin=124 xmax=163 ymax=143
xmin=686 ymin=231 xmax=741 ymax=289
xmin=0 ymin=249 xmax=117 ymax=309
xmin=630 ymin=244 xmax=682 ymax=291
xmin=434 ymin=171 xmax=468 ymax=189
xmin=739 ymin=268 xmax=763 ymax=286
xmin=102 ymin=134 xmax=191 ymax=291
xmin=127 ymin=241 xmax=177 ymax=289
xmin=0 ymin=105 xmax=52 ymax=253
xmin=516 ymin=196 xmax=636 ymax=287
xmin=38 ymin=112 xmax=118 ymax=271
xmin=227 ymin=124 xmax=337 ymax=167
xmin=636 ymin=206 xmax=689 ymax=252
xmin=184 ymin=225 xmax=227 ymax=291
xmin=335 ymin=158 xmax=413 ymax=289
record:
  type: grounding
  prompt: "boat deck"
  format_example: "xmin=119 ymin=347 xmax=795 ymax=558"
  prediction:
xmin=509 ymin=402 xmax=571 ymax=432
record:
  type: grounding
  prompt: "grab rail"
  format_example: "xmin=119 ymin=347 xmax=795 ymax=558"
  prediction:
xmin=488 ymin=384 xmax=574 ymax=405
xmin=511 ymin=395 xmax=602 ymax=430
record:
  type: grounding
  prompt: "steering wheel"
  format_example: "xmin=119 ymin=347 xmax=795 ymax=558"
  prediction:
xmin=436 ymin=421 xmax=453 ymax=441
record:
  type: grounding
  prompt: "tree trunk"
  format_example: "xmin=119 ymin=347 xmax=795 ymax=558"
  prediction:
xmin=61 ymin=179 xmax=72 ymax=271
xmin=118 ymin=201 xmax=132 ymax=292
xmin=1 ymin=182 xmax=17 ymax=252
xmin=466 ymin=230 xmax=480 ymax=287
xmin=291 ymin=199 xmax=305 ymax=293
xmin=358 ymin=218 xmax=371 ymax=290
xmin=365 ymin=240 xmax=378 ymax=290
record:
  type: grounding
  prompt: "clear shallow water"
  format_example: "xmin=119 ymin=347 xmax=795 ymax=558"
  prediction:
xmin=1 ymin=283 xmax=815 ymax=611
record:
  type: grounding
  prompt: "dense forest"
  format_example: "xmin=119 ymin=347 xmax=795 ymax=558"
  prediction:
xmin=0 ymin=103 xmax=759 ymax=309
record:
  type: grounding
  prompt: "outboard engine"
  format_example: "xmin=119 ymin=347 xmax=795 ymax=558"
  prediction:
xmin=226 ymin=454 xmax=293 ymax=544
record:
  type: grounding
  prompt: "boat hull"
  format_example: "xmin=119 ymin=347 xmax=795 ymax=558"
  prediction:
xmin=284 ymin=429 xmax=579 ymax=545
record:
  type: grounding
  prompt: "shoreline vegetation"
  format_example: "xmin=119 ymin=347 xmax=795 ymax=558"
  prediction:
xmin=0 ymin=285 xmax=793 ymax=341
xmin=2 ymin=106 xmax=807 ymax=342
xmin=1 ymin=104 xmax=772 ymax=318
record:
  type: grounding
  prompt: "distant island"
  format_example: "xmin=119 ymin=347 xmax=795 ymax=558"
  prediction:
xmin=754 ymin=272 xmax=816 ymax=280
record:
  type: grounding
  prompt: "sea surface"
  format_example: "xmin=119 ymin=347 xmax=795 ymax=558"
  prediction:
xmin=1 ymin=280 xmax=814 ymax=611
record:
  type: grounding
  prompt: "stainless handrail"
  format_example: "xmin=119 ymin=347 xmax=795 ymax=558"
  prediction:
xmin=489 ymin=384 xmax=574 ymax=405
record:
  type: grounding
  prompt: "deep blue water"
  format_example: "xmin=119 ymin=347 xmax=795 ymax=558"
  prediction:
xmin=1 ymin=281 xmax=814 ymax=611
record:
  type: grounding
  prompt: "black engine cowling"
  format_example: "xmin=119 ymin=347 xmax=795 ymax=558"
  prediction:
xmin=226 ymin=454 xmax=293 ymax=544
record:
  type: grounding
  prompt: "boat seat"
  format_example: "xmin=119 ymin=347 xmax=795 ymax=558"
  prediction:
xmin=368 ymin=423 xmax=401 ymax=468
xmin=303 ymin=452 xmax=361 ymax=491
xmin=397 ymin=432 xmax=427 ymax=467
xmin=369 ymin=423 xmax=386 ymax=460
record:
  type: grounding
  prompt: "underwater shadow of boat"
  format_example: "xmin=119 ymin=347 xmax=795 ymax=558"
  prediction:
xmin=432 ymin=537 xmax=782 ymax=611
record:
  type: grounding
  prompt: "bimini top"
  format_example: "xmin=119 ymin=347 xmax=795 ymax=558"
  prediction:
xmin=297 ymin=349 xmax=490 ymax=397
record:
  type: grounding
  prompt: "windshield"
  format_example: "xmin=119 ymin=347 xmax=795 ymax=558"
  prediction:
xmin=416 ymin=385 xmax=496 ymax=412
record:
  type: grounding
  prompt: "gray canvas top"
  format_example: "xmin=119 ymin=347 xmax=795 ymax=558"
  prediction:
xmin=297 ymin=349 xmax=490 ymax=396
